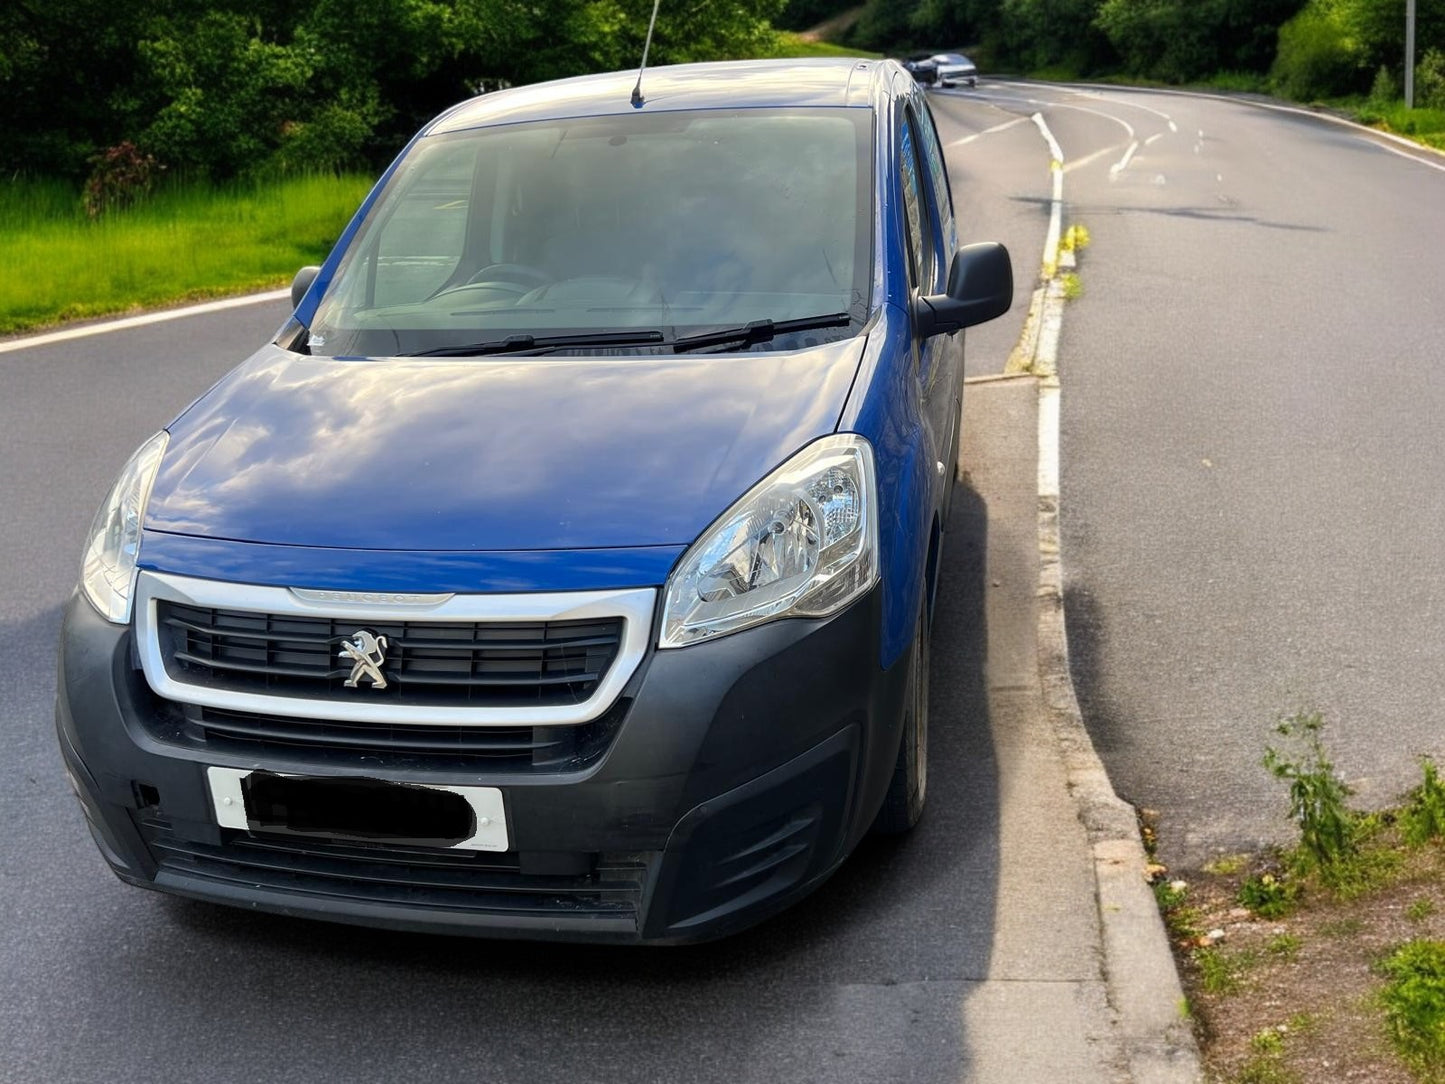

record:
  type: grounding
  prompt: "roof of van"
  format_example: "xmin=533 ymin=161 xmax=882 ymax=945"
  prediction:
xmin=428 ymin=58 xmax=890 ymax=135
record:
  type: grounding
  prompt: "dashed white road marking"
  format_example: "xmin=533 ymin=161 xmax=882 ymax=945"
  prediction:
xmin=949 ymin=116 xmax=1031 ymax=146
xmin=1110 ymin=140 xmax=1140 ymax=176
xmin=1145 ymin=133 xmax=1164 ymax=146
xmin=1065 ymin=146 xmax=1121 ymax=172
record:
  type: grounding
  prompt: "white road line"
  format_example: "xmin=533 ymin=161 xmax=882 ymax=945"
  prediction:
xmin=1032 ymin=113 xmax=1065 ymax=273
xmin=1168 ymin=120 xmax=1178 ymax=133
xmin=1078 ymin=82 xmax=1445 ymax=175
xmin=1145 ymin=133 xmax=1164 ymax=146
xmin=1110 ymin=140 xmax=1140 ymax=176
xmin=0 ymin=289 xmax=291 ymax=357
xmin=1052 ymin=103 xmax=1135 ymax=140
xmin=949 ymin=116 xmax=1030 ymax=147
xmin=1061 ymin=85 xmax=1176 ymax=125
xmin=1064 ymin=146 xmax=1121 ymax=172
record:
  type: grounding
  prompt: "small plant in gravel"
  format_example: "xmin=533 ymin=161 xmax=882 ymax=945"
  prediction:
xmin=1379 ymin=939 xmax=1445 ymax=1081
xmin=1408 ymin=898 xmax=1438 ymax=923
xmin=1402 ymin=756 xmax=1445 ymax=847
xmin=1266 ymin=933 xmax=1301 ymax=960
xmin=1196 ymin=946 xmax=1257 ymax=996
xmin=1238 ymin=871 xmax=1298 ymax=918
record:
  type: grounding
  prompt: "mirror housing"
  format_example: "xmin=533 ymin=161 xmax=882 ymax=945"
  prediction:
xmin=291 ymin=265 xmax=321 ymax=310
xmin=913 ymin=242 xmax=1013 ymax=338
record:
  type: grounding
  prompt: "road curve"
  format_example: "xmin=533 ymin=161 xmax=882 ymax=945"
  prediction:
xmin=953 ymin=80 xmax=1445 ymax=868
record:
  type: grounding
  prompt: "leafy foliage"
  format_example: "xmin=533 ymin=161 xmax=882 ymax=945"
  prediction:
xmin=0 ymin=0 xmax=784 ymax=181
xmin=82 ymin=142 xmax=163 ymax=218
xmin=1402 ymin=756 xmax=1445 ymax=846
xmin=1238 ymin=871 xmax=1298 ymax=918
xmin=1097 ymin=0 xmax=1306 ymax=82
xmin=1419 ymin=47 xmax=1445 ymax=108
xmin=1379 ymin=940 xmax=1445 ymax=1080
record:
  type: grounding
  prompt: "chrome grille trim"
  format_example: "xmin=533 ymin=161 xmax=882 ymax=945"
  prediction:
xmin=135 ymin=571 xmax=655 ymax=727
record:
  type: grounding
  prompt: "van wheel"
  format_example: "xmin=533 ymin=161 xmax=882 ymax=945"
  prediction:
xmin=872 ymin=609 xmax=930 ymax=834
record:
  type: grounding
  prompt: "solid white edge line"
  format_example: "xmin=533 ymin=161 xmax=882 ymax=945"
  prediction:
xmin=0 ymin=288 xmax=291 ymax=357
xmin=1032 ymin=113 xmax=1065 ymax=274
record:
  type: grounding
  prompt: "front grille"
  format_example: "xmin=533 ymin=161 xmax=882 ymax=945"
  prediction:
xmin=162 ymin=701 xmax=626 ymax=769
xmin=138 ymin=814 xmax=646 ymax=924
xmin=157 ymin=602 xmax=623 ymax=709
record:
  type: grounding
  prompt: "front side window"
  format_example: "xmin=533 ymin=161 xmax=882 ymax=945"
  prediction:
xmin=309 ymin=108 xmax=874 ymax=357
xmin=898 ymin=113 xmax=935 ymax=291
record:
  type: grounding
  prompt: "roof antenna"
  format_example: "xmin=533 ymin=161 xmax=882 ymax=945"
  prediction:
xmin=630 ymin=0 xmax=662 ymax=108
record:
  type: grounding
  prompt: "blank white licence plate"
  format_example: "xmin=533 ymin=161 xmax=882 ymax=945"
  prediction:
xmin=206 ymin=767 xmax=508 ymax=852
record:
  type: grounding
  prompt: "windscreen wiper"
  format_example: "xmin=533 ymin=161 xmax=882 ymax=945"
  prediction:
xmin=405 ymin=330 xmax=666 ymax=357
xmin=670 ymin=312 xmax=853 ymax=353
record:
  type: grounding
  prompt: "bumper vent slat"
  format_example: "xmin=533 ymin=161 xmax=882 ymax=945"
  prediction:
xmin=138 ymin=815 xmax=646 ymax=920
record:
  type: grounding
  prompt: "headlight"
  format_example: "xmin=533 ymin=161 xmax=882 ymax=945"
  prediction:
xmin=80 ymin=431 xmax=169 ymax=624
xmin=660 ymin=434 xmax=877 ymax=648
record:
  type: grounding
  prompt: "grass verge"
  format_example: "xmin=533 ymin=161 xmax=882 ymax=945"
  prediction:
xmin=0 ymin=172 xmax=373 ymax=336
xmin=1152 ymin=720 xmax=1445 ymax=1083
xmin=767 ymin=31 xmax=878 ymax=60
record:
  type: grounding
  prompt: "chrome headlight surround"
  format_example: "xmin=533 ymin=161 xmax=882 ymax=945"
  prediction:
xmin=80 ymin=431 xmax=169 ymax=624
xmin=659 ymin=434 xmax=878 ymax=648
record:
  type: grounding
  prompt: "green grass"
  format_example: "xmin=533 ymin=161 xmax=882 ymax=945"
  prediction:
xmin=0 ymin=172 xmax=374 ymax=335
xmin=1380 ymin=940 xmax=1445 ymax=1081
xmin=1352 ymin=101 xmax=1445 ymax=150
xmin=768 ymin=31 xmax=878 ymax=60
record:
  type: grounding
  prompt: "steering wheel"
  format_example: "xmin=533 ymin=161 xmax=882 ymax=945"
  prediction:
xmin=467 ymin=263 xmax=552 ymax=287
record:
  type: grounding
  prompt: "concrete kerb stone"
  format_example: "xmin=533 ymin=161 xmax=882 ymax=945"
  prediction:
xmin=1009 ymin=110 xmax=1203 ymax=1082
xmin=1039 ymin=485 xmax=1201 ymax=1083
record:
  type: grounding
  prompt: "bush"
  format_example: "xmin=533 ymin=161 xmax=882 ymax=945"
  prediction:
xmin=1419 ymin=48 xmax=1445 ymax=110
xmin=1380 ymin=940 xmax=1445 ymax=1079
xmin=1369 ymin=63 xmax=1398 ymax=106
xmin=82 ymin=142 xmax=162 ymax=218
xmin=1271 ymin=4 xmax=1363 ymax=99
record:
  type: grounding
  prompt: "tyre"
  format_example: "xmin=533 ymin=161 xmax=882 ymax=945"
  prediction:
xmin=872 ymin=607 xmax=930 ymax=834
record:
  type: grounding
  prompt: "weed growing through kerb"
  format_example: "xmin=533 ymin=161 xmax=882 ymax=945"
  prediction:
xmin=1380 ymin=939 xmax=1445 ymax=1081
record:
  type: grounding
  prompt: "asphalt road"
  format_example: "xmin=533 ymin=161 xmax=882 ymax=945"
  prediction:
xmin=0 ymin=103 xmax=1043 ymax=1083
xmin=952 ymin=82 xmax=1445 ymax=868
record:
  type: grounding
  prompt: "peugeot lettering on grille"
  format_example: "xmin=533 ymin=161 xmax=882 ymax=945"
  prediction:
xmin=339 ymin=630 xmax=389 ymax=689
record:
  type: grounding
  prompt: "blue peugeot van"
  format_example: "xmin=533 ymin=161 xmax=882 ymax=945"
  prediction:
xmin=56 ymin=58 xmax=1012 ymax=943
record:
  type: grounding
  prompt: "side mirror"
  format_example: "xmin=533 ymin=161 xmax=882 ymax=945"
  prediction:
xmin=291 ymin=265 xmax=321 ymax=310
xmin=913 ymin=242 xmax=1013 ymax=338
